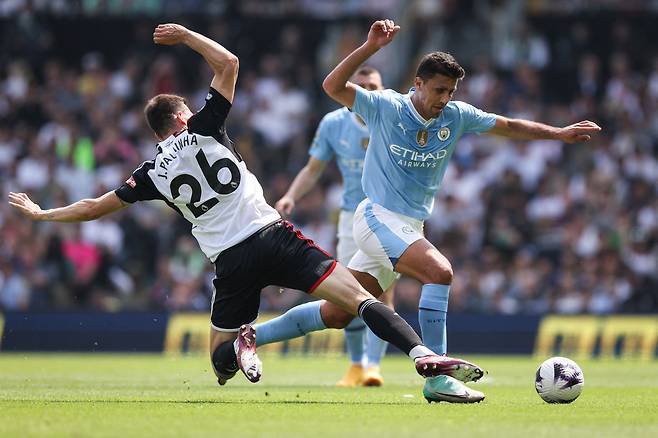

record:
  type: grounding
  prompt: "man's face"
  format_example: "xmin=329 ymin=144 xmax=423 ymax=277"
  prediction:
xmin=353 ymin=72 xmax=383 ymax=91
xmin=413 ymin=74 xmax=458 ymax=118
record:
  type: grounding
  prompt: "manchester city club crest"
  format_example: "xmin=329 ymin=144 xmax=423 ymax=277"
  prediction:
xmin=416 ymin=129 xmax=429 ymax=146
xmin=438 ymin=127 xmax=450 ymax=141
xmin=361 ymin=137 xmax=369 ymax=150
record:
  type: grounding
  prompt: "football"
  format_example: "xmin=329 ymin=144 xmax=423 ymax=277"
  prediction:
xmin=535 ymin=357 xmax=584 ymax=403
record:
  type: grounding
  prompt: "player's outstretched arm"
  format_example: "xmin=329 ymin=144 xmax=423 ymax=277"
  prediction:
xmin=275 ymin=157 xmax=328 ymax=216
xmin=489 ymin=116 xmax=601 ymax=144
xmin=153 ymin=23 xmax=239 ymax=103
xmin=322 ymin=19 xmax=399 ymax=108
xmin=8 ymin=191 xmax=126 ymax=222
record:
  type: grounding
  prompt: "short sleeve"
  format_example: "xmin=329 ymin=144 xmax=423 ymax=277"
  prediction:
xmin=187 ymin=87 xmax=232 ymax=137
xmin=115 ymin=161 xmax=162 ymax=203
xmin=455 ymin=101 xmax=497 ymax=134
xmin=352 ymin=87 xmax=385 ymax=126
xmin=308 ymin=116 xmax=334 ymax=161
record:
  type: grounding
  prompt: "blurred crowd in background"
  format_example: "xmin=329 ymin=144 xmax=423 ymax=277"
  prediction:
xmin=0 ymin=0 xmax=656 ymax=316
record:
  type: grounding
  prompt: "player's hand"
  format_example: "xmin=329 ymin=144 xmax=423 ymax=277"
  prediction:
xmin=275 ymin=196 xmax=295 ymax=217
xmin=366 ymin=20 xmax=400 ymax=49
xmin=558 ymin=120 xmax=602 ymax=143
xmin=153 ymin=23 xmax=190 ymax=46
xmin=8 ymin=192 xmax=44 ymax=220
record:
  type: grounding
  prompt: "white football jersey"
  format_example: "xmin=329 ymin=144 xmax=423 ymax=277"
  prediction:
xmin=116 ymin=88 xmax=280 ymax=262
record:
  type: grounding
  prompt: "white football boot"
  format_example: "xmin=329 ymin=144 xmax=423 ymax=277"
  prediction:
xmin=423 ymin=375 xmax=485 ymax=403
xmin=235 ymin=324 xmax=262 ymax=383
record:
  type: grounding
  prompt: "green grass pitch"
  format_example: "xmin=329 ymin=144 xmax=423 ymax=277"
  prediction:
xmin=1 ymin=353 xmax=657 ymax=437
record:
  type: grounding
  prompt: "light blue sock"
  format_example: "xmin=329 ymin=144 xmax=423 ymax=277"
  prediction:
xmin=254 ymin=301 xmax=326 ymax=345
xmin=343 ymin=318 xmax=366 ymax=364
xmin=366 ymin=328 xmax=388 ymax=367
xmin=418 ymin=284 xmax=450 ymax=355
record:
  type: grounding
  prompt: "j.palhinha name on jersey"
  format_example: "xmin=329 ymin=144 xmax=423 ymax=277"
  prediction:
xmin=157 ymin=134 xmax=199 ymax=179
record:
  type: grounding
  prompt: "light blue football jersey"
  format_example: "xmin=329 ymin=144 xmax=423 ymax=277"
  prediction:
xmin=308 ymin=107 xmax=370 ymax=211
xmin=353 ymin=87 xmax=497 ymax=220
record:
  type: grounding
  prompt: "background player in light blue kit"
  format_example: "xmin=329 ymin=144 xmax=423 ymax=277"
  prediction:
xmin=274 ymin=66 xmax=395 ymax=387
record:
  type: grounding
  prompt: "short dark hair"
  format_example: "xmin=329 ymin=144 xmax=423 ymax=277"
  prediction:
xmin=355 ymin=65 xmax=380 ymax=77
xmin=144 ymin=94 xmax=187 ymax=138
xmin=416 ymin=52 xmax=465 ymax=81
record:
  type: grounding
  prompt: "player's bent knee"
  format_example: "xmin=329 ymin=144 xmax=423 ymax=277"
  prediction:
xmin=320 ymin=302 xmax=355 ymax=329
xmin=329 ymin=312 xmax=355 ymax=329
xmin=209 ymin=328 xmax=237 ymax=353
xmin=428 ymin=262 xmax=453 ymax=285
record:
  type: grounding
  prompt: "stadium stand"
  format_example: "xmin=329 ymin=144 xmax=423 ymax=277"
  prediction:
xmin=0 ymin=1 xmax=655 ymax=317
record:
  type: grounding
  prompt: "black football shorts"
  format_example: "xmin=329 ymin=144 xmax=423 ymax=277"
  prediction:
xmin=210 ymin=220 xmax=336 ymax=331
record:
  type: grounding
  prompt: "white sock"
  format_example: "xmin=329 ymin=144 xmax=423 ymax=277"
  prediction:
xmin=408 ymin=345 xmax=435 ymax=361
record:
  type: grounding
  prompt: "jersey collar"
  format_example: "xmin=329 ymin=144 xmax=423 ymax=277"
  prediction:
xmin=349 ymin=110 xmax=369 ymax=132
xmin=405 ymin=88 xmax=435 ymax=128
xmin=157 ymin=127 xmax=188 ymax=149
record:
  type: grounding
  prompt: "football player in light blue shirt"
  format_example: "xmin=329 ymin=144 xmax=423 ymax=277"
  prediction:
xmin=273 ymin=67 xmax=395 ymax=387
xmin=319 ymin=19 xmax=601 ymax=402
xmin=251 ymin=19 xmax=599 ymax=403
